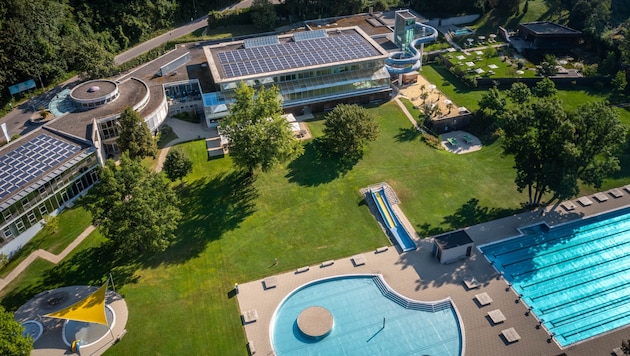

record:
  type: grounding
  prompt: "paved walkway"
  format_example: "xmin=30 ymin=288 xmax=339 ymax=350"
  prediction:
xmin=0 ymin=225 xmax=96 ymax=292
xmin=236 ymin=187 xmax=630 ymax=356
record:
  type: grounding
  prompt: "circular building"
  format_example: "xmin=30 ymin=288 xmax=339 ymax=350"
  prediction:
xmin=70 ymin=80 xmax=120 ymax=110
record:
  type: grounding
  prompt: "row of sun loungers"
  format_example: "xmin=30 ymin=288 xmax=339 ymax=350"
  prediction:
xmin=462 ymin=280 xmax=522 ymax=344
xmin=561 ymin=187 xmax=627 ymax=211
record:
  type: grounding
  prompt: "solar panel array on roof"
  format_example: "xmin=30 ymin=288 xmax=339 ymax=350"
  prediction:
xmin=293 ymin=29 xmax=328 ymax=42
xmin=217 ymin=33 xmax=381 ymax=79
xmin=244 ymin=35 xmax=280 ymax=49
xmin=0 ymin=134 xmax=81 ymax=199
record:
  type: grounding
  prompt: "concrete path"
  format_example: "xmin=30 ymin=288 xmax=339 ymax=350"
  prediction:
xmin=0 ymin=225 xmax=96 ymax=291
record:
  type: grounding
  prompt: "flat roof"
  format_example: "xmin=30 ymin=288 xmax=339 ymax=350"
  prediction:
xmin=205 ymin=27 xmax=389 ymax=84
xmin=520 ymin=22 xmax=581 ymax=35
xmin=433 ymin=229 xmax=473 ymax=249
xmin=71 ymin=80 xmax=117 ymax=100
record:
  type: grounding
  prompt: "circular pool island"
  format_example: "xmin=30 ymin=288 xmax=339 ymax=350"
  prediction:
xmin=297 ymin=306 xmax=333 ymax=339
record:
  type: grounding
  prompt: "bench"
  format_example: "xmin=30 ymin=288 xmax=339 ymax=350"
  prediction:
xmin=488 ymin=309 xmax=506 ymax=324
xmin=320 ymin=260 xmax=334 ymax=267
xmin=610 ymin=188 xmax=623 ymax=198
xmin=263 ymin=277 xmax=277 ymax=290
xmin=463 ymin=277 xmax=480 ymax=290
xmin=475 ymin=292 xmax=493 ymax=306
xmin=247 ymin=340 xmax=256 ymax=355
xmin=375 ymin=246 xmax=389 ymax=253
xmin=593 ymin=192 xmax=608 ymax=202
xmin=352 ymin=254 xmax=366 ymax=266
xmin=296 ymin=266 xmax=310 ymax=273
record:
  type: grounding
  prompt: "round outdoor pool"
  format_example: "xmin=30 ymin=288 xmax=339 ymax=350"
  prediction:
xmin=62 ymin=305 xmax=115 ymax=348
xmin=270 ymin=275 xmax=463 ymax=355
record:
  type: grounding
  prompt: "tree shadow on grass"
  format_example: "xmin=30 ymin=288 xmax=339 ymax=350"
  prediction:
xmin=1 ymin=241 xmax=139 ymax=312
xmin=395 ymin=126 xmax=422 ymax=142
xmin=285 ymin=139 xmax=361 ymax=186
xmin=416 ymin=198 xmax=525 ymax=238
xmin=143 ymin=170 xmax=258 ymax=267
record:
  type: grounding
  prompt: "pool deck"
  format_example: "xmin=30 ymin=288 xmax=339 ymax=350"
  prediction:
xmin=236 ymin=187 xmax=630 ymax=356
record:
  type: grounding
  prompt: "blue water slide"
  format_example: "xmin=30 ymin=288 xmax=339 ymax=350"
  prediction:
xmin=386 ymin=22 xmax=438 ymax=75
xmin=370 ymin=188 xmax=417 ymax=252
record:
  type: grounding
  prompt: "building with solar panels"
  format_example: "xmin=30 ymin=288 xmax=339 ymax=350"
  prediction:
xmin=0 ymin=129 xmax=99 ymax=256
xmin=202 ymin=26 xmax=392 ymax=123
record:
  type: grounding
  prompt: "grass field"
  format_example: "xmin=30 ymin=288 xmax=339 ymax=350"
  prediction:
xmin=0 ymin=205 xmax=92 ymax=278
xmin=1 ymin=102 xmax=534 ymax=354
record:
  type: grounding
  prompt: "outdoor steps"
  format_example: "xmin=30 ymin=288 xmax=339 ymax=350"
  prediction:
xmin=372 ymin=276 xmax=452 ymax=312
xmin=206 ymin=136 xmax=225 ymax=158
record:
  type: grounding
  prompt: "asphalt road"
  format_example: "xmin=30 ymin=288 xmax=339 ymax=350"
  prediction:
xmin=1 ymin=0 xmax=261 ymax=139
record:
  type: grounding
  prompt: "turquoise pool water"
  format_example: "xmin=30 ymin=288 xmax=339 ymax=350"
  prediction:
xmin=480 ymin=208 xmax=630 ymax=347
xmin=271 ymin=275 xmax=462 ymax=355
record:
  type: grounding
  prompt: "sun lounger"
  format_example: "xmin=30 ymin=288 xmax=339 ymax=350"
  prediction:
xmin=475 ymin=292 xmax=493 ymax=306
xmin=609 ymin=188 xmax=623 ymax=198
xmin=561 ymin=201 xmax=576 ymax=211
xmin=488 ymin=309 xmax=506 ymax=324
xmin=577 ymin=196 xmax=593 ymax=206
xmin=463 ymin=277 xmax=480 ymax=289
xmin=501 ymin=327 xmax=521 ymax=343
xmin=593 ymin=192 xmax=608 ymax=202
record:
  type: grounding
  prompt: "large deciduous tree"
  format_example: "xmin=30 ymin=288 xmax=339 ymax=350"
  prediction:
xmin=163 ymin=149 xmax=193 ymax=182
xmin=500 ymin=98 xmax=626 ymax=206
xmin=322 ymin=104 xmax=379 ymax=156
xmin=117 ymin=107 xmax=158 ymax=159
xmin=0 ymin=306 xmax=33 ymax=355
xmin=222 ymin=82 xmax=303 ymax=175
xmin=250 ymin=0 xmax=277 ymax=31
xmin=86 ymin=153 xmax=182 ymax=254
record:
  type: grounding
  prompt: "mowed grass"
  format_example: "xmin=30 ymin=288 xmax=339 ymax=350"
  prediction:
xmin=3 ymin=101 xmax=629 ymax=354
xmin=1 ymin=102 xmax=528 ymax=355
xmin=0 ymin=205 xmax=92 ymax=278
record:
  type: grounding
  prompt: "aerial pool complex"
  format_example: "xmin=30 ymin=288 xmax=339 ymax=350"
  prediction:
xmin=270 ymin=275 xmax=463 ymax=355
xmin=480 ymin=208 xmax=630 ymax=347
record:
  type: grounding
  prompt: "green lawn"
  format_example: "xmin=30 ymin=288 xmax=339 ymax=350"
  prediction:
xmin=0 ymin=102 xmax=533 ymax=355
xmin=0 ymin=205 xmax=92 ymax=278
xmin=2 ymin=101 xmax=629 ymax=355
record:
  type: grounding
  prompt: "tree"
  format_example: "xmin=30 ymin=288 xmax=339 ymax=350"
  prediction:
xmin=86 ymin=153 xmax=182 ymax=254
xmin=222 ymin=82 xmax=303 ymax=175
xmin=532 ymin=78 xmax=557 ymax=98
xmin=250 ymin=0 xmax=277 ymax=31
xmin=163 ymin=149 xmax=193 ymax=182
xmin=611 ymin=70 xmax=627 ymax=100
xmin=507 ymin=82 xmax=531 ymax=105
xmin=537 ymin=54 xmax=558 ymax=77
xmin=117 ymin=107 xmax=158 ymax=159
xmin=322 ymin=104 xmax=379 ymax=156
xmin=42 ymin=215 xmax=59 ymax=235
xmin=500 ymin=98 xmax=626 ymax=206
xmin=478 ymin=87 xmax=507 ymax=114
xmin=0 ymin=305 xmax=33 ymax=355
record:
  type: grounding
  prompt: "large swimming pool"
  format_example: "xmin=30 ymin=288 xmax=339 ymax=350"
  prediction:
xmin=480 ymin=208 xmax=630 ymax=347
xmin=271 ymin=275 xmax=463 ymax=355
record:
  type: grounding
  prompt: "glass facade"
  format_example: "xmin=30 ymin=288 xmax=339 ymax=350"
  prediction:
xmin=205 ymin=60 xmax=390 ymax=119
xmin=0 ymin=152 xmax=99 ymax=246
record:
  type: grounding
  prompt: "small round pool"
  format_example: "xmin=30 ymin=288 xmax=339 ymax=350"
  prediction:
xmin=270 ymin=275 xmax=463 ymax=355
xmin=62 ymin=305 xmax=115 ymax=348
xmin=21 ymin=320 xmax=43 ymax=342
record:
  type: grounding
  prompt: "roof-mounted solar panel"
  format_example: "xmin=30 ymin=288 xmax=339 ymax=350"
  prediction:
xmin=244 ymin=35 xmax=279 ymax=48
xmin=294 ymin=30 xmax=328 ymax=42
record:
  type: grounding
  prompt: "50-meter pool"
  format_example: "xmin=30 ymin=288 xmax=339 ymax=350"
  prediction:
xmin=481 ymin=208 xmax=630 ymax=347
xmin=271 ymin=275 xmax=462 ymax=355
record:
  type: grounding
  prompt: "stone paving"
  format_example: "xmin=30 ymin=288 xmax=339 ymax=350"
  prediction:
xmin=236 ymin=186 xmax=630 ymax=356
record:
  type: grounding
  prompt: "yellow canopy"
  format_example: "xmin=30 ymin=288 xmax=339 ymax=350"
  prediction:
xmin=45 ymin=283 xmax=108 ymax=325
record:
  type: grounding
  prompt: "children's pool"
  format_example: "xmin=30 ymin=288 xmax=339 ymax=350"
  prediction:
xmin=271 ymin=275 xmax=462 ymax=355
